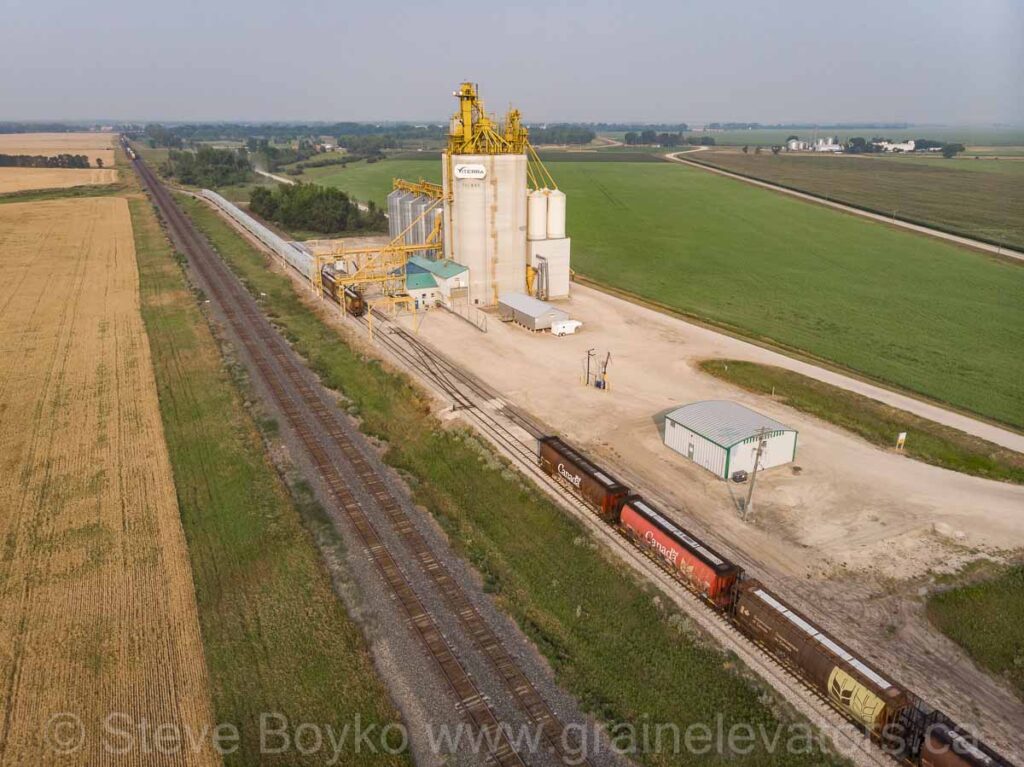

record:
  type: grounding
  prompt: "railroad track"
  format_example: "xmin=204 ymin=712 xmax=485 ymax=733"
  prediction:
xmin=172 ymin=168 xmax=896 ymax=766
xmin=340 ymin=311 xmax=897 ymax=767
xmin=134 ymin=158 xmax=540 ymax=767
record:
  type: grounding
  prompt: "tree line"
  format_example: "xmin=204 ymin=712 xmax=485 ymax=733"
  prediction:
xmin=0 ymin=153 xmax=93 ymax=168
xmin=249 ymin=184 xmax=386 ymax=234
xmin=160 ymin=146 xmax=252 ymax=186
xmin=624 ymin=131 xmax=715 ymax=147
xmin=528 ymin=125 xmax=596 ymax=145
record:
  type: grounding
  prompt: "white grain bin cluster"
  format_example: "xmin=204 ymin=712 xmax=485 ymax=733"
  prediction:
xmin=525 ymin=188 xmax=571 ymax=300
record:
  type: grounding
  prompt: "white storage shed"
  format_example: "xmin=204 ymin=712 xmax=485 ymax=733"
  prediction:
xmin=498 ymin=293 xmax=569 ymax=331
xmin=663 ymin=401 xmax=797 ymax=479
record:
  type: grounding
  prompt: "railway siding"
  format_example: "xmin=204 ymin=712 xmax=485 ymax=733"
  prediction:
xmin=134 ymin=159 xmax=589 ymax=767
xmin=178 ymin=172 xmax=869 ymax=766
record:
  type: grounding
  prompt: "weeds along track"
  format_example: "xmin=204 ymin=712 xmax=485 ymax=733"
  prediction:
xmin=134 ymin=159 xmax=599 ymax=767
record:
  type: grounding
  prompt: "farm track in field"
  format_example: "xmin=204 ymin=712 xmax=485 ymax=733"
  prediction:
xmin=134 ymin=157 xmax=603 ymax=767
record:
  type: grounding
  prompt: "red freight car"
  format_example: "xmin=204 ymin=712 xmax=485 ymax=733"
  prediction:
xmin=921 ymin=722 xmax=1007 ymax=767
xmin=619 ymin=496 xmax=740 ymax=608
xmin=538 ymin=437 xmax=629 ymax=520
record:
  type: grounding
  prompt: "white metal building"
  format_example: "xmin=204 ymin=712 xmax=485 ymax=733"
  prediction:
xmin=498 ymin=292 xmax=569 ymax=331
xmin=663 ymin=401 xmax=797 ymax=479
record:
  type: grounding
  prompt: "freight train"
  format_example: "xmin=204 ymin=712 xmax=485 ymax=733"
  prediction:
xmin=537 ymin=436 xmax=1012 ymax=767
xmin=320 ymin=264 xmax=367 ymax=317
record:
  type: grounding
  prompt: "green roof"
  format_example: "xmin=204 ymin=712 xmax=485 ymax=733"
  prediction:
xmin=408 ymin=255 xmax=468 ymax=280
xmin=406 ymin=272 xmax=437 ymax=290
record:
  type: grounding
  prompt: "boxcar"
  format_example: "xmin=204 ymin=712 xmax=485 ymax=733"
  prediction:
xmin=538 ymin=437 xmax=629 ymax=520
xmin=733 ymin=580 xmax=910 ymax=734
xmin=921 ymin=722 xmax=1007 ymax=767
xmin=619 ymin=496 xmax=740 ymax=608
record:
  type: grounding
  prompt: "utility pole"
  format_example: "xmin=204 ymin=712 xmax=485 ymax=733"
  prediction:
xmin=585 ymin=348 xmax=595 ymax=386
xmin=742 ymin=427 xmax=769 ymax=520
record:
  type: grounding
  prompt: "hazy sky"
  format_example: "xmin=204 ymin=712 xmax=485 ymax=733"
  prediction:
xmin=2 ymin=0 xmax=1021 ymax=124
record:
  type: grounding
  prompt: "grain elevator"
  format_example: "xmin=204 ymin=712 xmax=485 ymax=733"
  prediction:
xmin=389 ymin=82 xmax=571 ymax=308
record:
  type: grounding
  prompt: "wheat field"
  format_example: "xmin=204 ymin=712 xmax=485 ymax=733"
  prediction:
xmin=0 ymin=197 xmax=218 ymax=766
xmin=0 ymin=167 xmax=119 ymax=194
xmin=0 ymin=132 xmax=116 ymax=168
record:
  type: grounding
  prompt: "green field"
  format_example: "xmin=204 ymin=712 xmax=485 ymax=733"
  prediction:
xmin=690 ymin=151 xmax=1024 ymax=249
xmin=927 ymin=566 xmax=1024 ymax=698
xmin=130 ymin=177 xmax=408 ymax=764
xmin=656 ymin=126 xmax=1024 ymax=147
xmin=701 ymin=360 xmax=1024 ymax=484
xmin=180 ymin=193 xmax=849 ymax=766
xmin=293 ymin=157 xmax=1024 ymax=430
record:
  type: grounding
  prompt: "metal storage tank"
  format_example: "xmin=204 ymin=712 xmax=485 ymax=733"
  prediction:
xmin=412 ymin=196 xmax=434 ymax=254
xmin=387 ymin=189 xmax=405 ymax=239
xmin=443 ymin=152 xmax=528 ymax=306
xmin=546 ymin=189 xmax=566 ymax=239
xmin=401 ymin=193 xmax=420 ymax=246
xmin=527 ymin=189 xmax=548 ymax=241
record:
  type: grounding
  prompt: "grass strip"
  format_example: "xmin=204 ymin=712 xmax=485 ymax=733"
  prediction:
xmin=177 ymin=192 xmax=849 ymax=766
xmin=130 ymin=188 xmax=408 ymax=765
xmin=927 ymin=566 xmax=1024 ymax=698
xmin=699 ymin=360 xmax=1024 ymax=484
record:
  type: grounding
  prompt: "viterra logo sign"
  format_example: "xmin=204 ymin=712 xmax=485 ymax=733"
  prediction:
xmin=557 ymin=463 xmax=582 ymax=488
xmin=453 ymin=164 xmax=487 ymax=179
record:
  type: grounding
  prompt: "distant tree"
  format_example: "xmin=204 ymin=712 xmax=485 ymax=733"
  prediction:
xmin=785 ymin=134 xmax=799 ymax=142
xmin=640 ymin=129 xmax=657 ymax=145
xmin=742 ymin=145 xmax=749 ymax=154
xmin=771 ymin=145 xmax=781 ymax=155
xmin=699 ymin=136 xmax=716 ymax=146
xmin=941 ymin=143 xmax=965 ymax=159
xmin=624 ymin=131 xmax=639 ymax=145
xmin=96 ymin=157 xmax=104 ymax=168
xmin=754 ymin=146 xmax=762 ymax=155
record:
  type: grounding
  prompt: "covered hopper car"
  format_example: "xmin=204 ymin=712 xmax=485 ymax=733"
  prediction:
xmin=921 ymin=721 xmax=1007 ymax=767
xmin=733 ymin=579 xmax=910 ymax=734
xmin=618 ymin=496 xmax=740 ymax=608
xmin=538 ymin=436 xmax=628 ymax=520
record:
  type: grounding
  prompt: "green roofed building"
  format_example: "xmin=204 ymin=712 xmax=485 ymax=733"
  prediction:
xmin=406 ymin=256 xmax=469 ymax=305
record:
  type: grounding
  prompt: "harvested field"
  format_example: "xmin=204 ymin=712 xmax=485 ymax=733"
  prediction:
xmin=0 ymin=197 xmax=217 ymax=765
xmin=0 ymin=167 xmax=118 ymax=194
xmin=0 ymin=132 xmax=115 ymax=168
